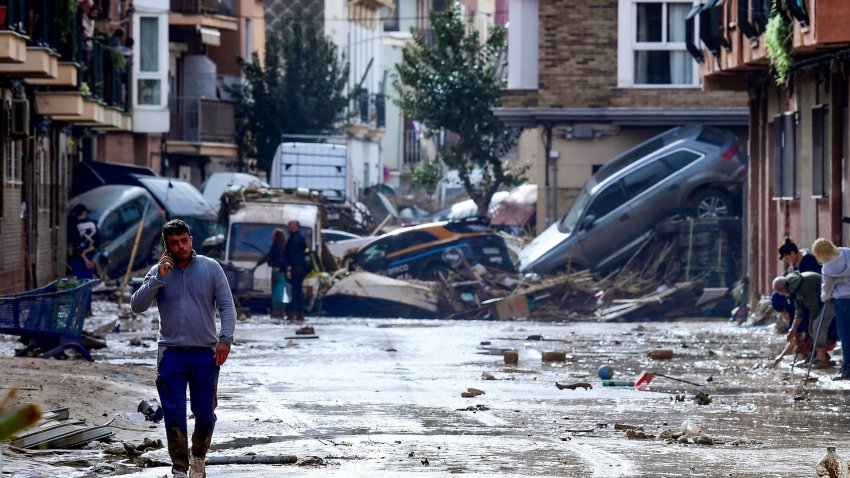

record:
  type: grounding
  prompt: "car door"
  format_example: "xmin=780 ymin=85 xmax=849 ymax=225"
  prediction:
xmin=574 ymin=180 xmax=630 ymax=268
xmin=602 ymin=156 xmax=679 ymax=267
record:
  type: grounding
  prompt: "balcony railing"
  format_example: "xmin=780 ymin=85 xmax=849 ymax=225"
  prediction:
xmin=403 ymin=130 xmax=421 ymax=164
xmin=170 ymin=0 xmax=234 ymax=16
xmin=350 ymin=89 xmax=385 ymax=129
xmin=169 ymin=96 xmax=236 ymax=143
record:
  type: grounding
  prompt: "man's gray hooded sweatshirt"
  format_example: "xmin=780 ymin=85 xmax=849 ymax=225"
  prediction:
xmin=821 ymin=247 xmax=850 ymax=302
xmin=131 ymin=253 xmax=236 ymax=348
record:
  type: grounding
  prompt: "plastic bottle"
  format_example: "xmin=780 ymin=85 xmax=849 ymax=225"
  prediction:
xmin=815 ymin=447 xmax=848 ymax=478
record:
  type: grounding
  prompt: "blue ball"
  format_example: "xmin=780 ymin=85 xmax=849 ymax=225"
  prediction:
xmin=598 ymin=365 xmax=614 ymax=380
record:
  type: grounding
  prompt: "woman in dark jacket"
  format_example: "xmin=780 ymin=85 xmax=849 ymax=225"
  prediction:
xmin=258 ymin=229 xmax=288 ymax=318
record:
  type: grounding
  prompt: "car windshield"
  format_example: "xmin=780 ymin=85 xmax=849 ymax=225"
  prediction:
xmin=228 ymin=223 xmax=313 ymax=262
xmin=558 ymin=186 xmax=592 ymax=235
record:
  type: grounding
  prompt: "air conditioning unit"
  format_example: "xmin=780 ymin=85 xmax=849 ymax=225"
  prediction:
xmin=10 ymin=99 xmax=29 ymax=138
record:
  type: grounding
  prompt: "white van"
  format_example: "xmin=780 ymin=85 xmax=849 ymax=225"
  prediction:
xmin=224 ymin=197 xmax=323 ymax=305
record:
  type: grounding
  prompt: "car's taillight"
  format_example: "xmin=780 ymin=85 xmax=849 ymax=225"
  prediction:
xmin=722 ymin=143 xmax=740 ymax=161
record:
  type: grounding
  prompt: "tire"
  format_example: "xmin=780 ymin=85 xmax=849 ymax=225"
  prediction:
xmin=422 ymin=261 xmax=450 ymax=281
xmin=691 ymin=189 xmax=734 ymax=219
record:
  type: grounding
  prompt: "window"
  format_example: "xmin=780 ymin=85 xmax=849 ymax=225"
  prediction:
xmin=356 ymin=238 xmax=394 ymax=270
xmin=5 ymin=140 xmax=22 ymax=183
xmin=772 ymin=112 xmax=798 ymax=200
xmin=135 ymin=16 xmax=164 ymax=107
xmin=586 ymin=182 xmax=627 ymax=220
xmin=661 ymin=149 xmax=701 ymax=171
xmin=622 ymin=160 xmax=670 ymax=199
xmin=618 ymin=1 xmax=699 ymax=87
xmin=812 ymin=105 xmax=828 ymax=198
xmin=99 ymin=211 xmax=122 ymax=244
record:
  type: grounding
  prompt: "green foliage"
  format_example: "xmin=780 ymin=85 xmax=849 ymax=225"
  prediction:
xmin=765 ymin=12 xmax=793 ymax=86
xmin=410 ymin=160 xmax=441 ymax=196
xmin=229 ymin=12 xmax=349 ymax=174
xmin=104 ymin=44 xmax=125 ymax=71
xmin=393 ymin=7 xmax=521 ymax=216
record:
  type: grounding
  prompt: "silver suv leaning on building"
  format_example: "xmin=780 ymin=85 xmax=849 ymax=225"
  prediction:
xmin=519 ymin=125 xmax=747 ymax=274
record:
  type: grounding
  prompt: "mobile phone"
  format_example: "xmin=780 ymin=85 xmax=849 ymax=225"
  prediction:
xmin=161 ymin=234 xmax=174 ymax=259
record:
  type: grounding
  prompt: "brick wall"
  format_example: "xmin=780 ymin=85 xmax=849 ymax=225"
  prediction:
xmin=535 ymin=0 xmax=745 ymax=109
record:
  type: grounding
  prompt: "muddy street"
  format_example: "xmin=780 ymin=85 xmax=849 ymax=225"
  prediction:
xmin=5 ymin=303 xmax=850 ymax=477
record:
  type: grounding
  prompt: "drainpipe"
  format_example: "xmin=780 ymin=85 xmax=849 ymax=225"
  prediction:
xmin=541 ymin=123 xmax=554 ymax=227
xmin=550 ymin=148 xmax=560 ymax=221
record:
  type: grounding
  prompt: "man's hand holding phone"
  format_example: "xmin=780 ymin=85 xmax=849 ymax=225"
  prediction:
xmin=158 ymin=252 xmax=174 ymax=277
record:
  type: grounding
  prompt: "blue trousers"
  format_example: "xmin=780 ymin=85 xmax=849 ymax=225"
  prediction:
xmin=835 ymin=299 xmax=850 ymax=368
xmin=156 ymin=347 xmax=219 ymax=473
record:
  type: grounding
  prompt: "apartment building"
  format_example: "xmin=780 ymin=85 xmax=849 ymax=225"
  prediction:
xmin=695 ymin=0 xmax=850 ymax=304
xmin=0 ymin=0 xmax=138 ymax=293
xmin=167 ymin=0 xmax=265 ymax=187
xmin=382 ymin=0 xmax=496 ymax=191
xmin=497 ymin=0 xmax=748 ymax=234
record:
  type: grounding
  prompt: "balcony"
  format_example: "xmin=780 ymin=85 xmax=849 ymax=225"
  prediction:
xmin=346 ymin=89 xmax=386 ymax=139
xmin=169 ymin=97 xmax=235 ymax=143
xmin=0 ymin=0 xmax=27 ymax=63
xmin=169 ymin=0 xmax=239 ymax=31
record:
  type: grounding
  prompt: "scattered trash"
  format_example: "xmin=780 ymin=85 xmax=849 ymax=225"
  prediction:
xmin=602 ymin=380 xmax=635 ymax=387
xmin=503 ymin=350 xmax=519 ymax=365
xmin=129 ymin=337 xmax=144 ymax=347
xmin=815 ymin=446 xmax=846 ymax=478
xmin=461 ymin=387 xmax=485 ymax=398
xmin=206 ymin=455 xmax=298 ymax=465
xmin=693 ymin=392 xmax=712 ymax=406
xmin=647 ymin=349 xmax=674 ymax=360
xmin=542 ymin=351 xmax=566 ymax=362
xmin=525 ymin=335 xmax=543 ymax=341
xmin=680 ymin=420 xmax=705 ymax=436
xmin=295 ymin=326 xmax=315 ymax=335
xmin=555 ymin=382 xmax=592 ymax=390
xmin=613 ymin=424 xmax=641 ymax=431
xmin=482 ymin=372 xmax=495 ymax=380
xmin=691 ymin=435 xmax=715 ymax=446
xmin=298 ymin=456 xmax=325 ymax=467
xmin=456 ymin=405 xmax=490 ymax=412
xmin=635 ymin=370 xmax=703 ymax=388
xmin=421 ymin=458 xmax=430 ymax=466
xmin=625 ymin=429 xmax=654 ymax=440
xmin=138 ymin=400 xmax=163 ymax=423
xmin=598 ymin=365 xmax=614 ymax=380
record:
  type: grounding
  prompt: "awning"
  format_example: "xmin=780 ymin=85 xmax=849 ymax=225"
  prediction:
xmin=199 ymin=27 xmax=221 ymax=46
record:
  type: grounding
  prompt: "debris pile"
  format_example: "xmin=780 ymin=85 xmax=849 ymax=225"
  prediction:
xmin=9 ymin=407 xmax=113 ymax=450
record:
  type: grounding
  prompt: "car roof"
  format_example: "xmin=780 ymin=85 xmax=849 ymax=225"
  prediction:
xmin=68 ymin=185 xmax=151 ymax=219
xmin=135 ymin=176 xmax=217 ymax=218
xmin=593 ymin=125 xmax=704 ymax=183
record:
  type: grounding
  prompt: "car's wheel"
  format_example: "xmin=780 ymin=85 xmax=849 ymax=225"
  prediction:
xmin=422 ymin=261 xmax=450 ymax=281
xmin=692 ymin=189 xmax=734 ymax=219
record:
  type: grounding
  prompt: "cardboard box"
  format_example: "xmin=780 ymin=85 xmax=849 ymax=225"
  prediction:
xmin=488 ymin=295 xmax=529 ymax=320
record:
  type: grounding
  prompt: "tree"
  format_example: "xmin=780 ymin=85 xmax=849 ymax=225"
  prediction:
xmin=231 ymin=13 xmax=349 ymax=175
xmin=393 ymin=7 xmax=522 ymax=216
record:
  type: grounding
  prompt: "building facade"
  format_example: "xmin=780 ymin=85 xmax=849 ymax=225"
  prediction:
xmin=696 ymin=0 xmax=850 ymax=305
xmin=166 ymin=0 xmax=265 ymax=187
xmin=497 ymin=0 xmax=749 ymax=234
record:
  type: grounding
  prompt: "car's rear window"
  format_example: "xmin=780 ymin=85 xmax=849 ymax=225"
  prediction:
xmin=696 ymin=127 xmax=730 ymax=146
xmin=661 ymin=150 xmax=702 ymax=172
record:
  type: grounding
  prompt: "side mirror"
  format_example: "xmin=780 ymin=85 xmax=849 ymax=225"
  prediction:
xmin=580 ymin=215 xmax=596 ymax=231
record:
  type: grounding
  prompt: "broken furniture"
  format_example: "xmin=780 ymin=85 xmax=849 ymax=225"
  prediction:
xmin=0 ymin=278 xmax=100 ymax=361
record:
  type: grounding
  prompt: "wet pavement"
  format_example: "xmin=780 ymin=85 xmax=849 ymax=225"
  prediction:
xmin=8 ymin=303 xmax=850 ymax=476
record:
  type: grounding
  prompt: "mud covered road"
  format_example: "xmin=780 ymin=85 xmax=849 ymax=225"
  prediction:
xmin=4 ymin=304 xmax=850 ymax=477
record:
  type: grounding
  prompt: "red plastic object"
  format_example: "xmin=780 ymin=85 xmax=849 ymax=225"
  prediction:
xmin=635 ymin=371 xmax=654 ymax=389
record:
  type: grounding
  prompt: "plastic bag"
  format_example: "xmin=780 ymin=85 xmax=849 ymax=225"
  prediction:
xmin=283 ymin=283 xmax=292 ymax=304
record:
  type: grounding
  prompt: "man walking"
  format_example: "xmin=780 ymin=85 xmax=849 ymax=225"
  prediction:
xmin=131 ymin=220 xmax=236 ymax=478
xmin=284 ymin=220 xmax=309 ymax=321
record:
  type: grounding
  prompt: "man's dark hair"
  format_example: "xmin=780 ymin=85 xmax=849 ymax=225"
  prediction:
xmin=162 ymin=219 xmax=191 ymax=240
